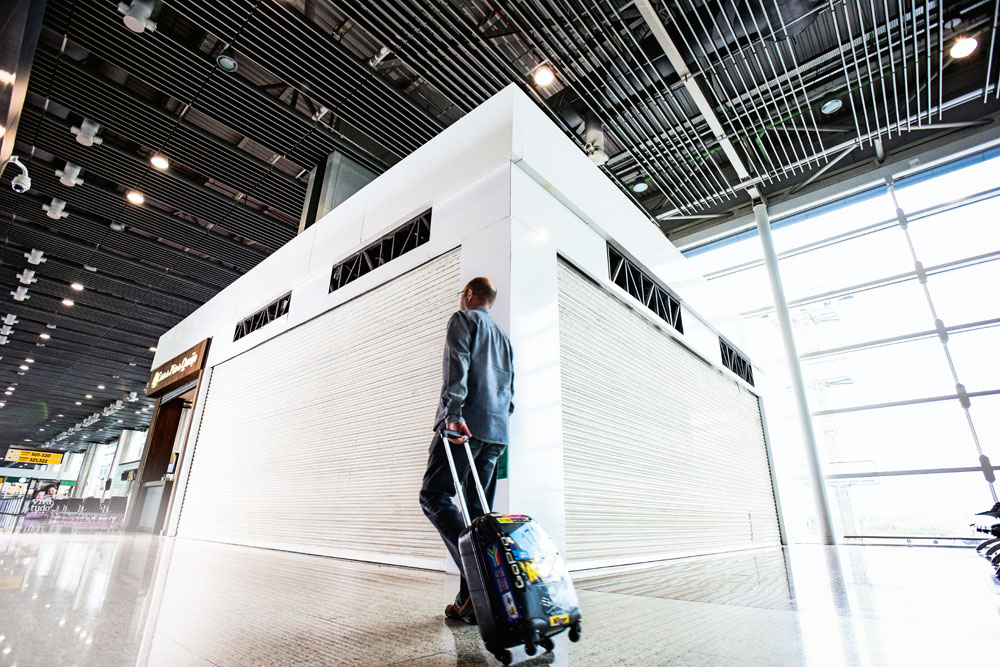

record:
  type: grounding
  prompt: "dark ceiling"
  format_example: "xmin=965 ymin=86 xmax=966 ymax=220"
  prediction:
xmin=1 ymin=0 xmax=999 ymax=454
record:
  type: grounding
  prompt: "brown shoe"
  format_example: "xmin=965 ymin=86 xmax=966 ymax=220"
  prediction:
xmin=444 ymin=597 xmax=477 ymax=625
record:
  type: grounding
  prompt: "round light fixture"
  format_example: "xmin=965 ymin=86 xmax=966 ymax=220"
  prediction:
xmin=58 ymin=414 xmax=64 ymax=417
xmin=62 ymin=298 xmax=74 ymax=307
xmin=85 ymin=394 xmax=93 ymax=399
xmin=126 ymin=190 xmax=144 ymax=205
xmin=39 ymin=333 xmax=50 ymax=340
xmin=216 ymin=48 xmax=239 ymax=73
xmin=18 ymin=365 xmax=28 ymax=371
xmin=820 ymin=97 xmax=844 ymax=115
xmin=149 ymin=346 xmax=157 ymax=352
xmin=70 ymin=282 xmax=84 ymax=291
xmin=532 ymin=64 xmax=555 ymax=87
xmin=950 ymin=36 xmax=978 ymax=59
xmin=75 ymin=401 xmax=82 ymax=406
xmin=631 ymin=181 xmax=649 ymax=194
xmin=97 ymin=385 xmax=105 ymax=390
xmin=150 ymin=154 xmax=169 ymax=170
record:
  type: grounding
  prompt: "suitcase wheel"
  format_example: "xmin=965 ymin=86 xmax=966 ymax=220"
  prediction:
xmin=540 ymin=637 xmax=555 ymax=652
xmin=569 ymin=621 xmax=582 ymax=643
xmin=494 ymin=649 xmax=512 ymax=665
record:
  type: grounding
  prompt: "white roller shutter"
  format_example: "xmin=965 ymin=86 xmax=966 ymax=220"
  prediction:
xmin=177 ymin=249 xmax=460 ymax=566
xmin=557 ymin=260 xmax=780 ymax=567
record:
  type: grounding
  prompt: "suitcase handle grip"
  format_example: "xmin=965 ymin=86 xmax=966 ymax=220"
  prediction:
xmin=440 ymin=428 xmax=491 ymax=527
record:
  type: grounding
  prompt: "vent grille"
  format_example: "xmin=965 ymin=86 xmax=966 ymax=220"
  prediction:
xmin=607 ymin=244 xmax=683 ymax=334
xmin=720 ymin=339 xmax=754 ymax=386
xmin=233 ymin=292 xmax=292 ymax=342
xmin=330 ymin=209 xmax=432 ymax=293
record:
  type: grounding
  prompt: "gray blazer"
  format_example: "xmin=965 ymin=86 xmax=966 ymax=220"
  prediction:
xmin=434 ymin=306 xmax=515 ymax=444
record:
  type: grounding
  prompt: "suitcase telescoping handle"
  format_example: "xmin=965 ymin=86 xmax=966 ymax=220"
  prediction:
xmin=441 ymin=428 xmax=491 ymax=528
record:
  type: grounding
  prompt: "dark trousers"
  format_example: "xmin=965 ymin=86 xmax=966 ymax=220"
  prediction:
xmin=419 ymin=432 xmax=505 ymax=600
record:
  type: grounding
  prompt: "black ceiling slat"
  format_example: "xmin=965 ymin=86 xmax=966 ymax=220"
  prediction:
xmin=0 ymin=283 xmax=172 ymax=340
xmin=162 ymin=0 xmax=258 ymax=44
xmin=0 ymin=246 xmax=199 ymax=316
xmin=19 ymin=127 xmax=283 ymax=265
xmin=0 ymin=304 xmax=157 ymax=352
xmin=27 ymin=53 xmax=307 ymax=216
xmin=4 ymin=188 xmax=243 ymax=289
xmin=0 ymin=215 xmax=219 ymax=303
xmin=0 ymin=312 xmax=158 ymax=359
xmin=0 ymin=272 xmax=184 ymax=330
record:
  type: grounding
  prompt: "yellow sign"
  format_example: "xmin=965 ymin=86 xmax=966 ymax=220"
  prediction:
xmin=0 ymin=575 xmax=23 ymax=589
xmin=549 ymin=614 xmax=570 ymax=627
xmin=4 ymin=449 xmax=64 ymax=465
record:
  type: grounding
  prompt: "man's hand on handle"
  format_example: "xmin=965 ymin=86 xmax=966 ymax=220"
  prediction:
xmin=446 ymin=421 xmax=472 ymax=444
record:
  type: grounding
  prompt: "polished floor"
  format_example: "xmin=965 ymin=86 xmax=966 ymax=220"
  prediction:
xmin=0 ymin=531 xmax=998 ymax=666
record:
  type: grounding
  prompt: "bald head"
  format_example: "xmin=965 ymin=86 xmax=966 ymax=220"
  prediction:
xmin=461 ymin=277 xmax=497 ymax=309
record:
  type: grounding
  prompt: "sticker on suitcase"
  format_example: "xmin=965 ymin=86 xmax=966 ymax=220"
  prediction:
xmin=502 ymin=592 xmax=520 ymax=621
xmin=549 ymin=614 xmax=570 ymax=627
xmin=495 ymin=515 xmax=530 ymax=524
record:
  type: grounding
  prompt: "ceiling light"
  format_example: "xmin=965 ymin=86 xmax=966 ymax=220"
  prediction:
xmin=62 ymin=298 xmax=74 ymax=307
xmin=39 ymin=428 xmax=44 ymax=432
xmin=70 ymin=282 xmax=84 ymax=291
xmin=0 ymin=69 xmax=15 ymax=86
xmin=97 ymin=385 xmax=105 ymax=390
xmin=84 ymin=265 xmax=98 ymax=272
xmin=85 ymin=394 xmax=92 ymax=399
xmin=75 ymin=401 xmax=82 ymax=406
xmin=39 ymin=333 xmax=50 ymax=340
xmin=58 ymin=414 xmax=63 ymax=417
xmin=532 ymin=64 xmax=555 ymax=87
xmin=71 ymin=119 xmax=103 ymax=147
xmin=117 ymin=419 xmax=123 ymax=423
xmin=149 ymin=346 xmax=157 ymax=352
xmin=24 ymin=358 xmax=33 ymax=363
xmin=150 ymin=154 xmax=169 ymax=170
xmin=631 ymin=181 xmax=649 ymax=194
xmin=126 ymin=190 xmax=144 ymax=205
xmin=216 ymin=47 xmax=239 ymax=72
xmin=18 ymin=365 xmax=28 ymax=371
xmin=3 ymin=391 xmax=11 ymax=396
xmin=46 ymin=323 xmax=57 ymax=329
xmin=119 ymin=0 xmax=157 ymax=33
xmin=950 ymin=36 xmax=978 ymax=59
xmin=820 ymin=97 xmax=843 ymax=115
xmin=5 ymin=386 xmax=13 ymax=391
xmin=24 ymin=439 xmax=31 ymax=443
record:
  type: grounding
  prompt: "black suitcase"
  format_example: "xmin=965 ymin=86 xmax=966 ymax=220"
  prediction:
xmin=442 ymin=430 xmax=582 ymax=665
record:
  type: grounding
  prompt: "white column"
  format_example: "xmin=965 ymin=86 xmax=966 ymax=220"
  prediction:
xmin=754 ymin=201 xmax=836 ymax=545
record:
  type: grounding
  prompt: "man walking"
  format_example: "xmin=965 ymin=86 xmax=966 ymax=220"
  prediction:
xmin=419 ymin=276 xmax=515 ymax=624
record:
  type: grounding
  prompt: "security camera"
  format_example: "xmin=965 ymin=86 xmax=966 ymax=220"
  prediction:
xmin=5 ymin=156 xmax=31 ymax=193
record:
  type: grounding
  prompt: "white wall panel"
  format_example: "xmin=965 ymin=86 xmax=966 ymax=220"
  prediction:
xmin=557 ymin=260 xmax=779 ymax=569
xmin=177 ymin=250 xmax=461 ymax=569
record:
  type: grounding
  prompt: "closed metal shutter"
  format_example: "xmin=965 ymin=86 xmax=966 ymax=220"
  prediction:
xmin=557 ymin=260 xmax=780 ymax=566
xmin=177 ymin=249 xmax=460 ymax=566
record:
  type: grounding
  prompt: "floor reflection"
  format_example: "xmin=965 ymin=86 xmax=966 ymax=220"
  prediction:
xmin=1 ymin=531 xmax=998 ymax=666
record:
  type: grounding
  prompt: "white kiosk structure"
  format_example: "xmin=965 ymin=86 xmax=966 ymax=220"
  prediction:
xmin=150 ymin=85 xmax=781 ymax=572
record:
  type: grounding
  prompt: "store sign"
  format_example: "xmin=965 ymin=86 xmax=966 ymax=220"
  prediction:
xmin=146 ymin=339 xmax=210 ymax=398
xmin=4 ymin=449 xmax=64 ymax=465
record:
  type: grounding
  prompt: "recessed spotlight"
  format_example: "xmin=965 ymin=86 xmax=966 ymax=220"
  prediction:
xmin=631 ymin=181 xmax=649 ymax=194
xmin=24 ymin=439 xmax=31 ymax=442
xmin=3 ymin=391 xmax=11 ymax=396
xmin=532 ymin=64 xmax=555 ymax=87
xmin=70 ymin=282 xmax=84 ymax=291
xmin=126 ymin=190 xmax=144 ymax=205
xmin=97 ymin=385 xmax=105 ymax=390
xmin=18 ymin=365 xmax=28 ymax=371
xmin=58 ymin=414 xmax=64 ymax=417
xmin=149 ymin=346 xmax=157 ymax=352
xmin=85 ymin=394 xmax=92 ymax=399
xmin=24 ymin=358 xmax=33 ymax=363
xmin=75 ymin=401 xmax=82 ymax=405
xmin=117 ymin=419 xmax=123 ymax=423
xmin=39 ymin=428 xmax=44 ymax=432
xmin=150 ymin=154 xmax=169 ymax=170
xmin=5 ymin=386 xmax=13 ymax=391
xmin=950 ymin=36 xmax=978 ymax=59
xmin=820 ymin=97 xmax=843 ymax=115
xmin=62 ymin=298 xmax=74 ymax=307
xmin=39 ymin=333 xmax=50 ymax=340
xmin=216 ymin=47 xmax=239 ymax=72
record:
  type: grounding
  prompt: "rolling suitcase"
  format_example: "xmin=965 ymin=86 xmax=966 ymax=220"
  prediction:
xmin=442 ymin=429 xmax=582 ymax=665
